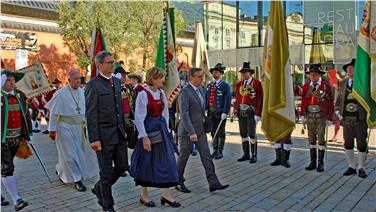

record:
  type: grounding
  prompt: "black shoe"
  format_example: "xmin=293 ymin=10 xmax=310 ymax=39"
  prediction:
xmin=358 ymin=168 xmax=367 ymax=178
xmin=175 ymin=183 xmax=191 ymax=193
xmin=42 ymin=130 xmax=49 ymax=134
xmin=91 ymin=185 xmax=103 ymax=207
xmin=305 ymin=161 xmax=316 ymax=170
xmin=140 ymin=198 xmax=156 ymax=207
xmin=191 ymin=149 xmax=197 ymax=156
xmin=213 ymin=151 xmax=223 ymax=160
xmin=281 ymin=160 xmax=291 ymax=168
xmin=1 ymin=196 xmax=9 ymax=206
xmin=120 ymin=171 xmax=127 ymax=177
xmin=15 ymin=199 xmax=28 ymax=211
xmin=74 ymin=181 xmax=86 ymax=192
xmin=343 ymin=167 xmax=357 ymax=176
xmin=104 ymin=207 xmax=116 ymax=212
xmin=209 ymin=184 xmax=229 ymax=192
xmin=237 ymin=154 xmax=250 ymax=162
xmin=270 ymin=159 xmax=281 ymax=166
xmin=33 ymin=129 xmax=41 ymax=133
xmin=249 ymin=155 xmax=257 ymax=164
xmin=161 ymin=196 xmax=181 ymax=208
xmin=211 ymin=150 xmax=217 ymax=158
xmin=316 ymin=161 xmax=324 ymax=172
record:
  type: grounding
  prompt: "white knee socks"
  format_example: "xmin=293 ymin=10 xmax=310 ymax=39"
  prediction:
xmin=1 ymin=176 xmax=20 ymax=205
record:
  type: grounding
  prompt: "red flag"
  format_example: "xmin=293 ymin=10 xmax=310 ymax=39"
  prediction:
xmin=90 ymin=28 xmax=107 ymax=79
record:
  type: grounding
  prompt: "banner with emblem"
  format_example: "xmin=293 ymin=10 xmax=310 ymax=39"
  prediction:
xmin=353 ymin=0 xmax=376 ymax=127
xmin=261 ymin=1 xmax=296 ymax=142
xmin=16 ymin=61 xmax=54 ymax=98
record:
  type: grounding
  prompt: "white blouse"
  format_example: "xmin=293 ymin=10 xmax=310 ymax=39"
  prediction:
xmin=134 ymin=86 xmax=170 ymax=139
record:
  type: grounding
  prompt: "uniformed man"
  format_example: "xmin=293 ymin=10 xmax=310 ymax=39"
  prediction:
xmin=300 ymin=64 xmax=334 ymax=172
xmin=1 ymin=70 xmax=31 ymax=211
xmin=234 ymin=62 xmax=263 ymax=163
xmin=128 ymin=74 xmax=144 ymax=96
xmin=205 ymin=63 xmax=231 ymax=159
xmin=335 ymin=59 xmax=368 ymax=178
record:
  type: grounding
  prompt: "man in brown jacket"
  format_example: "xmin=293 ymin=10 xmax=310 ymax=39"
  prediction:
xmin=335 ymin=59 xmax=368 ymax=178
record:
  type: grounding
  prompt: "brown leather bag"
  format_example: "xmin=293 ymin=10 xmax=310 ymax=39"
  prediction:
xmin=16 ymin=138 xmax=33 ymax=159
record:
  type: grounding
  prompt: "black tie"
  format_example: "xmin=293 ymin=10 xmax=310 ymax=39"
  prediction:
xmin=313 ymin=83 xmax=318 ymax=91
xmin=244 ymin=80 xmax=248 ymax=88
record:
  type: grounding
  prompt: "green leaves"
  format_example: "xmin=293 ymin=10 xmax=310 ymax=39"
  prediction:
xmin=57 ymin=1 xmax=185 ymax=70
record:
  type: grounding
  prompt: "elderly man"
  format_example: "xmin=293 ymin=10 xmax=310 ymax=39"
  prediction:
xmin=1 ymin=70 xmax=30 ymax=211
xmin=335 ymin=59 xmax=369 ymax=178
xmin=86 ymin=51 xmax=128 ymax=212
xmin=46 ymin=70 xmax=98 ymax=191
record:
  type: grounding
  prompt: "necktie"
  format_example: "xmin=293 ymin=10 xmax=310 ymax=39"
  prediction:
xmin=196 ymin=88 xmax=204 ymax=108
xmin=313 ymin=83 xmax=318 ymax=91
xmin=349 ymin=80 xmax=352 ymax=89
xmin=244 ymin=80 xmax=248 ymax=88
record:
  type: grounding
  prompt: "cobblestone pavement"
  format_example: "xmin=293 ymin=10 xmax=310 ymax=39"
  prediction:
xmin=1 ymin=121 xmax=375 ymax=211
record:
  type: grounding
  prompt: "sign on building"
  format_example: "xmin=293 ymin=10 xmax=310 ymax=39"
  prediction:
xmin=0 ymin=30 xmax=37 ymax=51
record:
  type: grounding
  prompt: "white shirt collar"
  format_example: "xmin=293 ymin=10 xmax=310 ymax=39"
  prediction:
xmin=348 ymin=78 xmax=353 ymax=86
xmin=189 ymin=82 xmax=200 ymax=91
xmin=2 ymin=89 xmax=14 ymax=95
xmin=100 ymin=72 xmax=110 ymax=80
xmin=244 ymin=77 xmax=252 ymax=84
xmin=310 ymin=78 xmax=322 ymax=87
xmin=214 ymin=79 xmax=221 ymax=84
xmin=133 ymin=83 xmax=138 ymax=89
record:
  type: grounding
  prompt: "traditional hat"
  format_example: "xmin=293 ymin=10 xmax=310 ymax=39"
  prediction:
xmin=1 ymin=69 xmax=25 ymax=82
xmin=127 ymin=74 xmax=142 ymax=83
xmin=52 ymin=78 xmax=62 ymax=84
xmin=114 ymin=66 xmax=130 ymax=76
xmin=306 ymin=64 xmax=325 ymax=75
xmin=343 ymin=59 xmax=355 ymax=72
xmin=239 ymin=62 xmax=254 ymax=74
xmin=210 ymin=63 xmax=226 ymax=74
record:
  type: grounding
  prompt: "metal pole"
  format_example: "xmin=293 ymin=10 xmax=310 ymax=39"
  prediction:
xmin=29 ymin=141 xmax=53 ymax=183
xmin=212 ymin=118 xmax=225 ymax=142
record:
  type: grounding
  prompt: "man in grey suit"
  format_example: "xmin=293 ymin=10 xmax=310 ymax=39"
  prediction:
xmin=176 ymin=68 xmax=229 ymax=193
xmin=85 ymin=51 xmax=128 ymax=212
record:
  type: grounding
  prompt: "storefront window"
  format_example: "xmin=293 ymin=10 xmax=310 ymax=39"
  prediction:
xmin=238 ymin=1 xmax=258 ymax=47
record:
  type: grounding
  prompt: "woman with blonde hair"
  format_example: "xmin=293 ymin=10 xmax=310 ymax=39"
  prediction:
xmin=130 ymin=67 xmax=180 ymax=208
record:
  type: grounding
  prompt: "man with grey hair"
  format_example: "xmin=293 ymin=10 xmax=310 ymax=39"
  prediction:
xmin=86 ymin=51 xmax=128 ymax=212
xmin=46 ymin=70 xmax=98 ymax=192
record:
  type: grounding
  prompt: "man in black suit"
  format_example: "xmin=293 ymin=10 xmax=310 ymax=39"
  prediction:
xmin=85 ymin=50 xmax=128 ymax=212
xmin=176 ymin=68 xmax=229 ymax=193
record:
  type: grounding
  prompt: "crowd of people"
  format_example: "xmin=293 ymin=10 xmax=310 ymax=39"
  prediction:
xmin=1 ymin=50 xmax=371 ymax=211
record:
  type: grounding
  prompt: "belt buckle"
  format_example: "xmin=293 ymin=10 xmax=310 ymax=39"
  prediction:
xmin=307 ymin=105 xmax=321 ymax=113
xmin=239 ymin=104 xmax=250 ymax=111
xmin=345 ymin=103 xmax=358 ymax=112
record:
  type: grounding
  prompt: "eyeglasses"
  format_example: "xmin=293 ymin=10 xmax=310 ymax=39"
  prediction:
xmin=102 ymin=60 xmax=115 ymax=65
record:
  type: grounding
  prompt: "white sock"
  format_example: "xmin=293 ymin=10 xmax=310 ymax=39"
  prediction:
xmin=1 ymin=176 xmax=20 ymax=205
xmin=283 ymin=144 xmax=292 ymax=151
xmin=275 ymin=143 xmax=281 ymax=149
xmin=31 ymin=120 xmax=36 ymax=130
xmin=37 ymin=121 xmax=41 ymax=130
xmin=345 ymin=149 xmax=356 ymax=169
xmin=358 ymin=152 xmax=366 ymax=170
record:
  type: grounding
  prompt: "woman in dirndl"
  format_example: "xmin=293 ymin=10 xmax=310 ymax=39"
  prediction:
xmin=130 ymin=67 xmax=180 ymax=208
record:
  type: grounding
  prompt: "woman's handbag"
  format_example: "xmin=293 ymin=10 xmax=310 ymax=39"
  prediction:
xmin=147 ymin=131 xmax=163 ymax=145
xmin=16 ymin=138 xmax=33 ymax=159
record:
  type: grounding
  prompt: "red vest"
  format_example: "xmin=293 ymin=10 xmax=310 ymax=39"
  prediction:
xmin=145 ymin=89 xmax=164 ymax=117
xmin=7 ymin=95 xmax=22 ymax=129
xmin=234 ymin=78 xmax=263 ymax=116
xmin=300 ymin=80 xmax=334 ymax=120
xmin=209 ymin=85 xmax=216 ymax=106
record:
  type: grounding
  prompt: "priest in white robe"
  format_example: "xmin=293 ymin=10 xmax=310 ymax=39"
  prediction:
xmin=45 ymin=70 xmax=98 ymax=192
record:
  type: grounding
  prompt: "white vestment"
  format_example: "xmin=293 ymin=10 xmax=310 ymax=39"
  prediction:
xmin=46 ymin=85 xmax=98 ymax=183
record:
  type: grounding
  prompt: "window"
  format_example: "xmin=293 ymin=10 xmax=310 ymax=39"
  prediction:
xmin=226 ymin=39 xmax=231 ymax=48
xmin=238 ymin=1 xmax=258 ymax=47
xmin=215 ymin=28 xmax=219 ymax=35
xmin=206 ymin=2 xmax=223 ymax=50
xmin=225 ymin=28 xmax=231 ymax=36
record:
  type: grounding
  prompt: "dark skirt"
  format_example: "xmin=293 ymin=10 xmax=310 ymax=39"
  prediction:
xmin=130 ymin=116 xmax=179 ymax=188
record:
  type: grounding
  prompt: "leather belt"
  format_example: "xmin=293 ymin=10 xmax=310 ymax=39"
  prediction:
xmin=307 ymin=105 xmax=321 ymax=113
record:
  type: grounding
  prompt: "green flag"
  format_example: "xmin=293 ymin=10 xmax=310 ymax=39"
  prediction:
xmin=353 ymin=0 xmax=376 ymax=127
xmin=261 ymin=1 xmax=295 ymax=142
xmin=155 ymin=4 xmax=180 ymax=107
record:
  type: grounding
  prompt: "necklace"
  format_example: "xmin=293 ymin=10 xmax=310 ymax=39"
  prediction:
xmin=68 ymin=85 xmax=81 ymax=114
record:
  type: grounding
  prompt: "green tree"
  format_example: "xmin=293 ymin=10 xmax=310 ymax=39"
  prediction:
xmin=58 ymin=1 xmax=185 ymax=71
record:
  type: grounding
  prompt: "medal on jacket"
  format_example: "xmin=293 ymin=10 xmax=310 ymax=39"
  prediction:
xmin=240 ymin=81 xmax=255 ymax=98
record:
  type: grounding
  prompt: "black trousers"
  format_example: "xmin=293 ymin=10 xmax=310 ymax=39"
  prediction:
xmin=209 ymin=112 xmax=226 ymax=150
xmin=238 ymin=109 xmax=256 ymax=139
xmin=95 ymin=136 xmax=128 ymax=210
xmin=1 ymin=137 xmax=20 ymax=176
